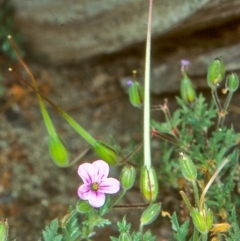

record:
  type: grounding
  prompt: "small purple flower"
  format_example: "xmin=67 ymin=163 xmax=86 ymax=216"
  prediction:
xmin=77 ymin=160 xmax=120 ymax=208
xmin=181 ymin=59 xmax=190 ymax=73
xmin=127 ymin=80 xmax=133 ymax=86
xmin=181 ymin=59 xmax=190 ymax=66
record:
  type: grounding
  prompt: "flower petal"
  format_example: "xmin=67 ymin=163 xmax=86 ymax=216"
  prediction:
xmin=78 ymin=183 xmax=91 ymax=200
xmin=99 ymin=178 xmax=120 ymax=194
xmin=88 ymin=190 xmax=106 ymax=208
xmin=92 ymin=160 xmax=109 ymax=182
xmin=78 ymin=163 xmax=95 ymax=184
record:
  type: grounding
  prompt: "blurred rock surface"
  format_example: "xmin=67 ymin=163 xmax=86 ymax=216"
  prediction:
xmin=11 ymin=0 xmax=209 ymax=64
xmin=10 ymin=0 xmax=240 ymax=93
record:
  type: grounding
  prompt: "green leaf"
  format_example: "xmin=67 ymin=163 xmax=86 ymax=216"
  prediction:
xmin=171 ymin=212 xmax=180 ymax=231
xmin=95 ymin=217 xmax=111 ymax=228
xmin=117 ymin=216 xmax=131 ymax=233
xmin=226 ymin=206 xmax=240 ymax=241
xmin=61 ymin=209 xmax=81 ymax=241
xmin=110 ymin=237 xmax=119 ymax=241
xmin=41 ymin=219 xmax=63 ymax=241
xmin=171 ymin=212 xmax=189 ymax=241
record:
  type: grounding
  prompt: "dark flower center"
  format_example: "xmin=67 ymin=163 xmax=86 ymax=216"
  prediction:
xmin=91 ymin=182 xmax=99 ymax=191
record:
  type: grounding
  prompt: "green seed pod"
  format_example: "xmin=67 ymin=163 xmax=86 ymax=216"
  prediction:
xmin=140 ymin=203 xmax=161 ymax=226
xmin=48 ymin=135 xmax=69 ymax=167
xmin=179 ymin=153 xmax=197 ymax=182
xmin=120 ymin=165 xmax=136 ymax=190
xmin=207 ymin=57 xmax=225 ymax=88
xmin=76 ymin=200 xmax=93 ymax=213
xmin=0 ymin=220 xmax=8 ymax=241
xmin=119 ymin=232 xmax=132 ymax=241
xmin=206 ymin=208 xmax=213 ymax=231
xmin=191 ymin=208 xmax=213 ymax=234
xmin=140 ymin=166 xmax=159 ymax=203
xmin=180 ymin=74 xmax=196 ymax=103
xmin=226 ymin=73 xmax=239 ymax=92
xmin=129 ymin=81 xmax=144 ymax=107
xmin=191 ymin=208 xmax=206 ymax=233
xmin=93 ymin=140 xmax=118 ymax=165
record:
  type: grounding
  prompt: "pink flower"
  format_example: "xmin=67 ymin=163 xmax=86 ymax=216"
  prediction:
xmin=77 ymin=160 xmax=120 ymax=208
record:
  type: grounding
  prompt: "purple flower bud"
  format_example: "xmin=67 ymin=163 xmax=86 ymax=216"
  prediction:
xmin=127 ymin=80 xmax=133 ymax=86
xmin=181 ymin=59 xmax=190 ymax=73
xmin=181 ymin=59 xmax=190 ymax=66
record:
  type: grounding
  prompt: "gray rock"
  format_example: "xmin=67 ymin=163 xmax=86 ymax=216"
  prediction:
xmin=10 ymin=0 xmax=240 ymax=94
xmin=11 ymin=0 xmax=210 ymax=65
xmin=151 ymin=43 xmax=240 ymax=94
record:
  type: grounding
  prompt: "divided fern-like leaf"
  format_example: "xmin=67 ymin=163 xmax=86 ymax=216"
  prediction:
xmin=39 ymin=219 xmax=62 ymax=241
xmin=61 ymin=209 xmax=81 ymax=241
xmin=225 ymin=206 xmax=240 ymax=241
xmin=171 ymin=212 xmax=189 ymax=241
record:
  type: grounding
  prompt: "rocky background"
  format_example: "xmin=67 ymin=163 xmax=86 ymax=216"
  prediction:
xmin=1 ymin=0 xmax=240 ymax=240
xmin=10 ymin=0 xmax=240 ymax=93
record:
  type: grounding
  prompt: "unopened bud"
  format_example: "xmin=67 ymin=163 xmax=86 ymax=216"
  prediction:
xmin=76 ymin=200 xmax=93 ymax=213
xmin=180 ymin=74 xmax=196 ymax=103
xmin=93 ymin=140 xmax=118 ymax=165
xmin=140 ymin=166 xmax=158 ymax=203
xmin=0 ymin=219 xmax=8 ymax=241
xmin=48 ymin=135 xmax=69 ymax=167
xmin=207 ymin=57 xmax=225 ymax=88
xmin=120 ymin=165 xmax=136 ymax=190
xmin=140 ymin=203 xmax=161 ymax=226
xmin=179 ymin=153 xmax=197 ymax=182
xmin=191 ymin=208 xmax=213 ymax=234
xmin=128 ymin=81 xmax=144 ymax=107
xmin=226 ymin=73 xmax=239 ymax=92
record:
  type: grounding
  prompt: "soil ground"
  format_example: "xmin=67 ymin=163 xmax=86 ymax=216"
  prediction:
xmin=0 ymin=51 xmax=240 ymax=241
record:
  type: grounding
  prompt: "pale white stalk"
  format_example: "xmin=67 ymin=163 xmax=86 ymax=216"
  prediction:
xmin=144 ymin=0 xmax=153 ymax=168
xmin=199 ymin=158 xmax=229 ymax=209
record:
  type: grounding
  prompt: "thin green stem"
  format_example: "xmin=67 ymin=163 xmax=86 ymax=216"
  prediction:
xmin=192 ymin=228 xmax=199 ymax=241
xmin=223 ymin=91 xmax=233 ymax=114
xmin=113 ymin=203 xmax=149 ymax=209
xmin=219 ymin=91 xmax=233 ymax=127
xmin=61 ymin=110 xmax=96 ymax=146
xmin=139 ymin=223 xmax=144 ymax=236
xmin=8 ymin=36 xmax=97 ymax=147
xmin=107 ymin=189 xmax=127 ymax=212
xmin=87 ymin=209 xmax=97 ymax=237
xmin=67 ymin=147 xmax=91 ymax=167
xmin=9 ymin=35 xmax=59 ymax=138
xmin=119 ymin=142 xmax=143 ymax=166
xmin=212 ymin=88 xmax=222 ymax=111
xmin=202 ymin=233 xmax=208 ymax=241
xmin=9 ymin=69 xmax=97 ymax=146
xmin=191 ymin=181 xmax=200 ymax=209
xmin=143 ymin=0 xmax=153 ymax=168
xmin=211 ymin=88 xmax=223 ymax=129
xmin=153 ymin=132 xmax=178 ymax=146
xmin=179 ymin=191 xmax=192 ymax=212
xmin=39 ymin=98 xmax=56 ymax=136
